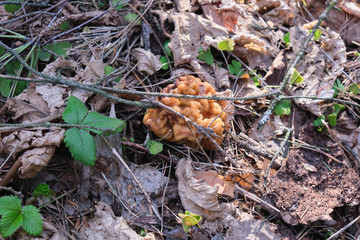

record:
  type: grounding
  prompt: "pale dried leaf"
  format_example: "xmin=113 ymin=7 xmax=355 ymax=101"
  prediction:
xmin=214 ymin=65 xmax=230 ymax=89
xmin=77 ymin=60 xmax=105 ymax=84
xmin=132 ymin=48 xmax=162 ymax=75
xmin=19 ymin=146 xmax=56 ymax=179
xmin=36 ymin=84 xmax=67 ymax=116
xmin=78 ymin=202 xmax=142 ymax=240
xmin=67 ymin=9 xmax=121 ymax=26
xmin=175 ymin=159 xmax=225 ymax=221
xmin=193 ymin=170 xmax=235 ymax=198
xmin=256 ymin=0 xmax=294 ymax=26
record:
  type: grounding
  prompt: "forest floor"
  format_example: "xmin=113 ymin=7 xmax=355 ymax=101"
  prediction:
xmin=0 ymin=0 xmax=360 ymax=239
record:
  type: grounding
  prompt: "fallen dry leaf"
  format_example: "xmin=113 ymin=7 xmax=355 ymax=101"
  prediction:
xmin=132 ymin=48 xmax=162 ymax=75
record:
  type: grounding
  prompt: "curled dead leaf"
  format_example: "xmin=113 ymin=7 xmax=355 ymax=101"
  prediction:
xmin=132 ymin=48 xmax=162 ymax=75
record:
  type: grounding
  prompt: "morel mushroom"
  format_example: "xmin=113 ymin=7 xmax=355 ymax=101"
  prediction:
xmin=143 ymin=75 xmax=229 ymax=150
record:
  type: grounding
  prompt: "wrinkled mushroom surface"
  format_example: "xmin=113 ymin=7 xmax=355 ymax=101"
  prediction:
xmin=143 ymin=75 xmax=227 ymax=150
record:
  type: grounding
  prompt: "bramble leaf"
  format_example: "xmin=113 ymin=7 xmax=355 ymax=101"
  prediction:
xmin=0 ymin=211 xmax=22 ymax=237
xmin=0 ymin=196 xmax=21 ymax=215
xmin=82 ymin=111 xmax=126 ymax=135
xmin=21 ymin=205 xmax=43 ymax=236
xmin=64 ymin=128 xmax=96 ymax=166
xmin=62 ymin=95 xmax=88 ymax=124
xmin=33 ymin=184 xmax=55 ymax=198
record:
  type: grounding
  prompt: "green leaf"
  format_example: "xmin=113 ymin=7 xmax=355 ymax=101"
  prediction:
xmin=62 ymin=95 xmax=89 ymax=124
xmin=290 ymin=68 xmax=304 ymax=85
xmin=33 ymin=184 xmax=55 ymax=198
xmin=163 ymin=40 xmax=173 ymax=58
xmin=14 ymin=80 xmax=27 ymax=95
xmin=38 ymin=51 xmax=52 ymax=62
xmin=0 ymin=46 xmax=5 ymax=55
xmin=21 ymin=205 xmax=43 ymax=236
xmin=198 ymin=48 xmax=213 ymax=65
xmin=333 ymin=103 xmax=345 ymax=115
xmin=159 ymin=56 xmax=169 ymax=70
xmin=0 ymin=78 xmax=11 ymax=97
xmin=313 ymin=29 xmax=322 ymax=41
xmin=283 ymin=32 xmax=290 ymax=46
xmin=218 ymin=39 xmax=235 ymax=51
xmin=0 ymin=211 xmax=22 ymax=237
xmin=228 ymin=65 xmax=235 ymax=75
xmin=64 ymin=128 xmax=96 ymax=166
xmin=4 ymin=0 xmax=23 ymax=13
xmin=5 ymin=61 xmax=21 ymax=74
xmin=0 ymin=196 xmax=22 ymax=215
xmin=146 ymin=140 xmax=163 ymax=155
xmin=82 ymin=111 xmax=126 ymax=135
xmin=274 ymin=99 xmax=292 ymax=116
xmin=60 ymin=21 xmax=69 ymax=31
xmin=124 ymin=13 xmax=141 ymax=25
xmin=354 ymin=51 xmax=360 ymax=57
xmin=104 ymin=65 xmax=115 ymax=75
xmin=348 ymin=83 xmax=360 ymax=94
xmin=178 ymin=211 xmax=201 ymax=233
xmin=112 ymin=0 xmax=125 ymax=9
xmin=326 ymin=113 xmax=337 ymax=127
xmin=313 ymin=115 xmax=325 ymax=127
xmin=39 ymin=42 xmax=72 ymax=61
xmin=229 ymin=60 xmax=244 ymax=76
xmin=333 ymin=79 xmax=345 ymax=96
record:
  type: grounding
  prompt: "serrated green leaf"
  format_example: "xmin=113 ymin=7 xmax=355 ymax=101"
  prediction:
xmin=0 ymin=196 xmax=22 ymax=215
xmin=60 ymin=21 xmax=69 ymax=31
xmin=33 ymin=184 xmax=52 ymax=198
xmin=159 ymin=56 xmax=169 ymax=70
xmin=112 ymin=0 xmax=125 ymax=9
xmin=290 ymin=68 xmax=304 ymax=84
xmin=274 ymin=99 xmax=291 ymax=116
xmin=124 ymin=13 xmax=141 ymax=25
xmin=0 ymin=211 xmax=22 ymax=237
xmin=0 ymin=78 xmax=11 ymax=97
xmin=21 ymin=205 xmax=43 ymax=236
xmin=4 ymin=0 xmax=23 ymax=13
xmin=146 ymin=140 xmax=163 ymax=155
xmin=283 ymin=32 xmax=290 ymax=46
xmin=163 ymin=40 xmax=173 ymax=58
xmin=198 ymin=49 xmax=213 ymax=65
xmin=62 ymin=95 xmax=89 ymax=124
xmin=104 ymin=65 xmax=115 ymax=75
xmin=218 ymin=39 xmax=235 ymax=51
xmin=64 ymin=128 xmax=96 ymax=166
xmin=326 ymin=113 xmax=337 ymax=127
xmin=348 ymin=83 xmax=360 ymax=94
xmin=82 ymin=111 xmax=126 ymax=135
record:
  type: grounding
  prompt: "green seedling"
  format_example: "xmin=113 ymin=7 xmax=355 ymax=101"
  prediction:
xmin=289 ymin=68 xmax=304 ymax=85
xmin=250 ymin=71 xmax=262 ymax=87
xmin=228 ymin=60 xmax=244 ymax=77
xmin=198 ymin=47 xmax=213 ymax=65
xmin=146 ymin=139 xmax=163 ymax=155
xmin=0 ymin=195 xmax=43 ymax=238
xmin=178 ymin=211 xmax=201 ymax=233
xmin=60 ymin=21 xmax=70 ymax=31
xmin=274 ymin=99 xmax=292 ymax=116
xmin=104 ymin=65 xmax=121 ymax=82
xmin=348 ymin=83 xmax=360 ymax=94
xmin=218 ymin=38 xmax=235 ymax=51
xmin=39 ymin=42 xmax=72 ymax=61
xmin=112 ymin=0 xmax=126 ymax=9
xmin=163 ymin=40 xmax=173 ymax=58
xmin=354 ymin=51 xmax=360 ymax=57
xmin=283 ymin=32 xmax=290 ymax=47
xmin=63 ymin=96 xmax=126 ymax=166
xmin=326 ymin=103 xmax=345 ymax=127
xmin=4 ymin=0 xmax=24 ymax=13
xmin=333 ymin=79 xmax=345 ymax=97
xmin=33 ymin=184 xmax=55 ymax=199
xmin=159 ymin=56 xmax=170 ymax=70
xmin=313 ymin=115 xmax=326 ymax=131
xmin=309 ymin=29 xmax=322 ymax=41
xmin=124 ymin=13 xmax=141 ymax=25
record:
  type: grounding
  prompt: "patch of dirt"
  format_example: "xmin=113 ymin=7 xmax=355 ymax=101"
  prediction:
xmin=268 ymin=123 xmax=360 ymax=225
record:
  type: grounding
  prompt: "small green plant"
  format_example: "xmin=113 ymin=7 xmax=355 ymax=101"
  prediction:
xmin=309 ymin=29 xmax=322 ymax=41
xmin=198 ymin=47 xmax=213 ymax=65
xmin=228 ymin=60 xmax=244 ymax=77
xmin=33 ymin=184 xmax=55 ymax=199
xmin=217 ymin=38 xmax=235 ymax=51
xmin=112 ymin=0 xmax=126 ymax=9
xmin=333 ymin=79 xmax=345 ymax=97
xmin=348 ymin=83 xmax=360 ymax=94
xmin=146 ymin=139 xmax=163 ymax=155
xmin=163 ymin=40 xmax=173 ymax=58
xmin=63 ymin=95 xmax=126 ymax=166
xmin=60 ymin=21 xmax=70 ymax=31
xmin=124 ymin=13 xmax=141 ymax=25
xmin=178 ymin=211 xmax=201 ymax=233
xmin=274 ymin=99 xmax=292 ymax=116
xmin=314 ymin=103 xmax=345 ymax=130
xmin=38 ymin=42 xmax=72 ymax=61
xmin=289 ymin=68 xmax=304 ymax=85
xmin=250 ymin=70 xmax=262 ymax=87
xmin=0 ymin=195 xmax=43 ymax=238
xmin=159 ymin=56 xmax=170 ymax=70
xmin=104 ymin=65 xmax=121 ymax=82
xmin=4 ymin=0 xmax=24 ymax=13
xmin=283 ymin=32 xmax=290 ymax=47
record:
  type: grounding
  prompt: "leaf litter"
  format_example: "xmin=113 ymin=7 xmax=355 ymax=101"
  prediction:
xmin=0 ymin=0 xmax=360 ymax=239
